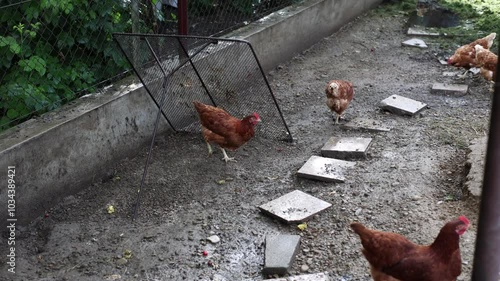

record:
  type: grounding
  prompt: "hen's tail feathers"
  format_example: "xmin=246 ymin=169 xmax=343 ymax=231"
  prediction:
xmin=485 ymin=33 xmax=497 ymax=49
xmin=193 ymin=101 xmax=203 ymax=110
xmin=351 ymin=222 xmax=368 ymax=236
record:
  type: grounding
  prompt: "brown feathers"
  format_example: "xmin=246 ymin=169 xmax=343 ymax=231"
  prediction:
xmin=193 ymin=101 xmax=260 ymax=162
xmin=351 ymin=217 xmax=469 ymax=281
xmin=475 ymin=44 xmax=498 ymax=81
xmin=448 ymin=33 xmax=496 ymax=69
xmin=325 ymin=80 xmax=354 ymax=124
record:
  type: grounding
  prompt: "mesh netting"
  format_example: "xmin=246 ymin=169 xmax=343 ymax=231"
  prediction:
xmin=113 ymin=33 xmax=292 ymax=141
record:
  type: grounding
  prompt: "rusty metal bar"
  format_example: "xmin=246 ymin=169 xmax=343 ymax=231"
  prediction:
xmin=471 ymin=39 xmax=500 ymax=280
xmin=178 ymin=0 xmax=188 ymax=35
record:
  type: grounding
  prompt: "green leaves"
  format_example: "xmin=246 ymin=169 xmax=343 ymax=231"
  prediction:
xmin=19 ymin=56 xmax=47 ymax=76
xmin=0 ymin=36 xmax=21 ymax=54
xmin=0 ymin=0 xmax=134 ymax=130
xmin=57 ymin=32 xmax=75 ymax=48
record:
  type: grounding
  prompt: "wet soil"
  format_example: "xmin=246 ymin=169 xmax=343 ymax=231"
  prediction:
xmin=1 ymin=4 xmax=492 ymax=281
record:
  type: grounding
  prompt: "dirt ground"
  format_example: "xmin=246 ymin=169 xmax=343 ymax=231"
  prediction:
xmin=1 ymin=3 xmax=493 ymax=281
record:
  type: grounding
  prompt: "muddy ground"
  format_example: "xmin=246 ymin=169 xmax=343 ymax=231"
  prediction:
xmin=1 ymin=3 xmax=493 ymax=281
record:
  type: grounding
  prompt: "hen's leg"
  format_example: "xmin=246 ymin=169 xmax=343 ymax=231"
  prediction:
xmin=335 ymin=114 xmax=340 ymax=125
xmin=457 ymin=69 xmax=469 ymax=79
xmin=206 ymin=142 xmax=213 ymax=156
xmin=220 ymin=148 xmax=236 ymax=162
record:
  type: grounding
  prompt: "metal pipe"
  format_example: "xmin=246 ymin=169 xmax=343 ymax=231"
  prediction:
xmin=470 ymin=38 xmax=500 ymax=280
xmin=178 ymin=0 xmax=188 ymax=35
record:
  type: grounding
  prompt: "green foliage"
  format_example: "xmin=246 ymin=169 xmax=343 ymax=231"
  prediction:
xmin=188 ymin=0 xmax=217 ymax=16
xmin=0 ymin=0 xmax=132 ymax=129
xmin=440 ymin=0 xmax=500 ymax=36
xmin=231 ymin=0 xmax=256 ymax=15
xmin=374 ymin=0 xmax=417 ymax=15
xmin=188 ymin=0 xmax=263 ymax=16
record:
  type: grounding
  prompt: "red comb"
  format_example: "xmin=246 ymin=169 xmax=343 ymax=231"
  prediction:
xmin=253 ymin=112 xmax=261 ymax=120
xmin=459 ymin=216 xmax=470 ymax=226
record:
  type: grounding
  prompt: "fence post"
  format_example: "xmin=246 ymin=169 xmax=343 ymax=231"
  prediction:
xmin=470 ymin=38 xmax=500 ymax=280
xmin=178 ymin=0 xmax=188 ymax=35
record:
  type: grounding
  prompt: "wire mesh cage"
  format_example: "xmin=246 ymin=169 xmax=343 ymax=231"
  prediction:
xmin=113 ymin=33 xmax=292 ymax=142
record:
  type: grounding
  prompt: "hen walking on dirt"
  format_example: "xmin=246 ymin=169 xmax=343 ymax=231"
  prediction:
xmin=325 ymin=80 xmax=354 ymax=124
xmin=193 ymin=101 xmax=261 ymax=162
xmin=351 ymin=216 xmax=469 ymax=281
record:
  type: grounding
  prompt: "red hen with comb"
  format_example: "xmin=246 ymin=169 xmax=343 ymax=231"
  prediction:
xmin=193 ymin=101 xmax=261 ymax=163
xmin=351 ymin=216 xmax=469 ymax=281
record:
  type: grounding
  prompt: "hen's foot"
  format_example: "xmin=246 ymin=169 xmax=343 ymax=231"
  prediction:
xmin=221 ymin=148 xmax=236 ymax=163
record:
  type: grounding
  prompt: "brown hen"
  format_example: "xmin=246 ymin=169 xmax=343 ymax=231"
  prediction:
xmin=475 ymin=44 xmax=498 ymax=82
xmin=447 ymin=33 xmax=496 ymax=76
xmin=193 ymin=101 xmax=260 ymax=162
xmin=325 ymin=80 xmax=354 ymax=124
xmin=351 ymin=216 xmax=469 ymax=281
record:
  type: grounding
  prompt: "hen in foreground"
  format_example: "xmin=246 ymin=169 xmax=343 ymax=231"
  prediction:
xmin=325 ymin=80 xmax=354 ymax=124
xmin=475 ymin=44 xmax=498 ymax=82
xmin=193 ymin=101 xmax=261 ymax=162
xmin=447 ymin=33 xmax=496 ymax=77
xmin=351 ymin=216 xmax=469 ymax=281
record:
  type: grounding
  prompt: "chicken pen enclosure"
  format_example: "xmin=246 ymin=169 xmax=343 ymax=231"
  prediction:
xmin=112 ymin=33 xmax=293 ymax=216
xmin=113 ymin=33 xmax=292 ymax=141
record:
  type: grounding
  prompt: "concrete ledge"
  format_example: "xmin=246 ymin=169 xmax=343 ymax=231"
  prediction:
xmin=465 ymin=136 xmax=487 ymax=197
xmin=0 ymin=78 xmax=169 ymax=224
xmin=0 ymin=0 xmax=382 ymax=224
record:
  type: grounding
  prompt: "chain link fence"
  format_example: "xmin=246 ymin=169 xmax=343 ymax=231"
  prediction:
xmin=0 ymin=0 xmax=298 ymax=131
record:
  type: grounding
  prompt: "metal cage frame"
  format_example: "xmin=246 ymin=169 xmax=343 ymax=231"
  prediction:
xmin=112 ymin=33 xmax=293 ymax=218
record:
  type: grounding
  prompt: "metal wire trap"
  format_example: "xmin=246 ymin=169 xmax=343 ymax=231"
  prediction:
xmin=112 ymin=33 xmax=293 ymax=218
xmin=113 ymin=33 xmax=292 ymax=141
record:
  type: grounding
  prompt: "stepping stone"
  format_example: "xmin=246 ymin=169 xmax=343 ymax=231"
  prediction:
xmin=296 ymin=156 xmax=356 ymax=183
xmin=263 ymin=235 xmax=301 ymax=275
xmin=402 ymin=38 xmax=428 ymax=48
xmin=321 ymin=137 xmax=372 ymax=159
xmin=431 ymin=83 xmax=468 ymax=97
xmin=379 ymin=94 xmax=427 ymax=116
xmin=442 ymin=71 xmax=460 ymax=77
xmin=258 ymin=190 xmax=332 ymax=223
xmin=407 ymin=27 xmax=439 ymax=37
xmin=469 ymin=67 xmax=481 ymax=74
xmin=343 ymin=117 xmax=391 ymax=132
xmin=264 ymin=272 xmax=330 ymax=280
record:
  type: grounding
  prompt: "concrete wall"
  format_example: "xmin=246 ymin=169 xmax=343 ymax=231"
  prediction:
xmin=0 ymin=80 xmax=169 ymax=224
xmin=0 ymin=0 xmax=382 ymax=224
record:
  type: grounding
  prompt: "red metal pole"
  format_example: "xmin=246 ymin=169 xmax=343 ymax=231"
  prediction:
xmin=470 ymin=37 xmax=500 ymax=280
xmin=178 ymin=0 xmax=188 ymax=35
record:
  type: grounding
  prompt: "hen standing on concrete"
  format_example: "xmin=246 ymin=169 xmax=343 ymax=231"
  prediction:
xmin=325 ymin=80 xmax=354 ymax=124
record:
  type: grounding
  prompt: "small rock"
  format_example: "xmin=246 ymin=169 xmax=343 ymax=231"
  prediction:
xmin=116 ymin=258 xmax=128 ymax=265
xmin=402 ymin=38 xmax=428 ymax=48
xmin=207 ymin=235 xmax=220 ymax=244
xmin=300 ymin=264 xmax=309 ymax=272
